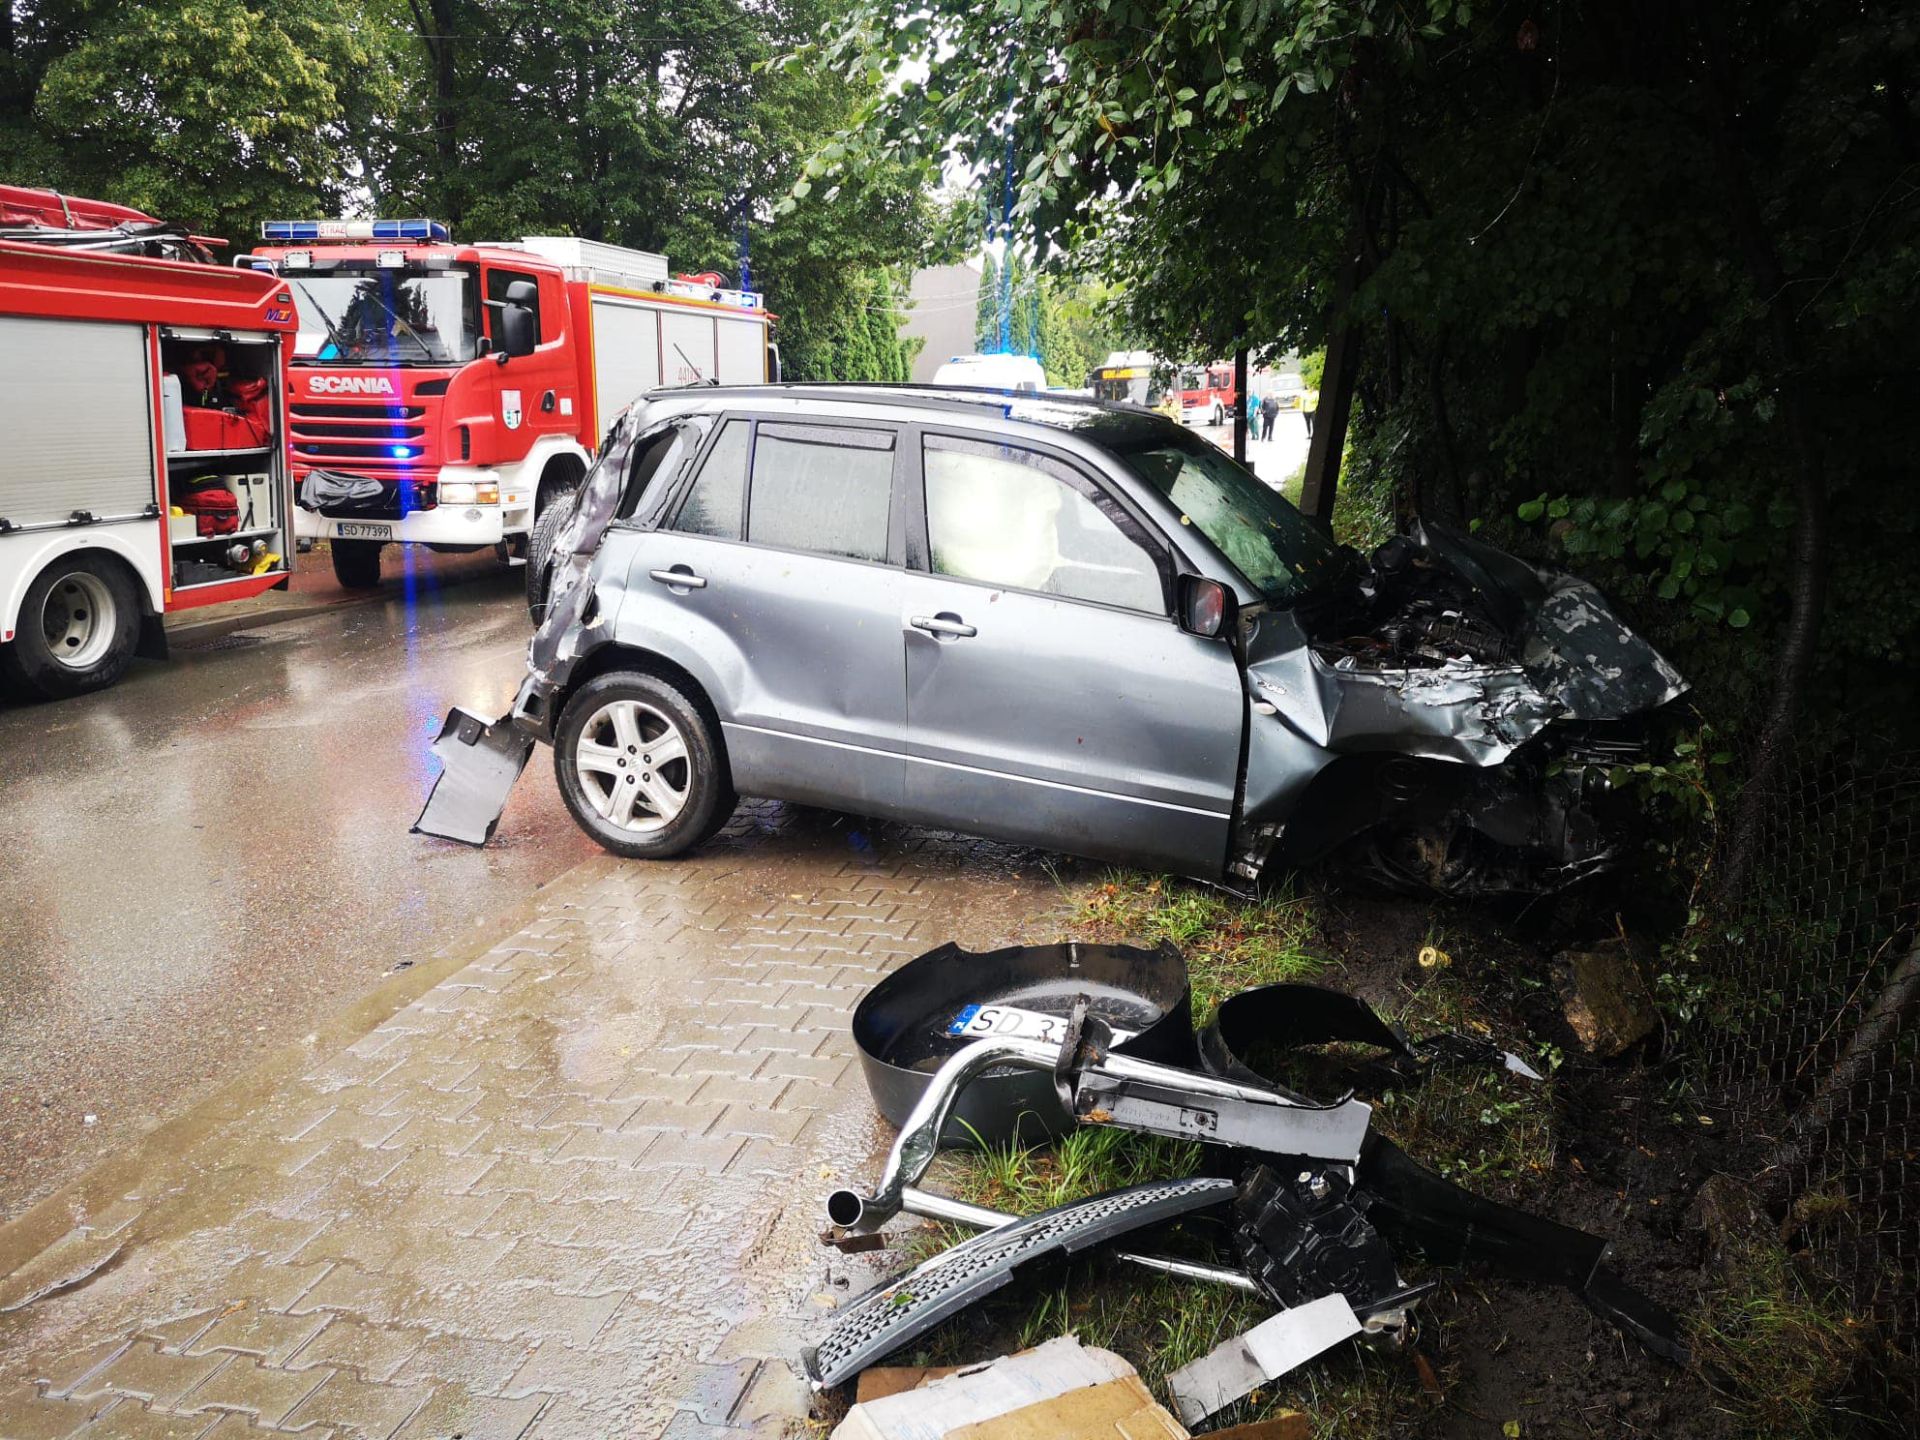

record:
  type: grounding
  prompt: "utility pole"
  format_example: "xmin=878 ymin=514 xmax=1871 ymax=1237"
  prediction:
xmin=997 ymin=124 xmax=1014 ymax=354
xmin=736 ymin=204 xmax=751 ymax=293
xmin=1232 ymin=348 xmax=1249 ymax=466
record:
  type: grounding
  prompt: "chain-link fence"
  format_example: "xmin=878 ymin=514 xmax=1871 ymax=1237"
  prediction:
xmin=1680 ymin=743 xmax=1920 ymax=1342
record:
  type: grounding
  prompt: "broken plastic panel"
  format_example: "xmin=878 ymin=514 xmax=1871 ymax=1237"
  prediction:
xmin=412 ymin=408 xmax=653 ymax=846
xmin=411 ymin=706 xmax=534 ymax=846
xmin=1198 ymin=981 xmax=1543 ymax=1102
xmin=852 ymin=940 xmax=1200 ymax=1148
xmin=1198 ymin=989 xmax=1688 ymax=1363
xmin=804 ymin=1177 xmax=1236 ymax=1390
xmin=1166 ymin=1294 xmax=1362 ymax=1428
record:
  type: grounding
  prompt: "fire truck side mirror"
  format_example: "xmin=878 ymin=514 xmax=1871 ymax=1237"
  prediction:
xmin=497 ymin=281 xmax=538 ymax=360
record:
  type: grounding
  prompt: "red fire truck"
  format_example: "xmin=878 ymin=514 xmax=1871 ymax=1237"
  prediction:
xmin=0 ymin=191 xmax=298 ymax=700
xmin=240 ymin=222 xmax=777 ymax=589
xmin=1175 ymin=362 xmax=1238 ymax=427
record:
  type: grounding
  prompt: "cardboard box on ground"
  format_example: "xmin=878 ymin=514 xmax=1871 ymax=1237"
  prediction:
xmin=832 ymin=1335 xmax=1308 ymax=1440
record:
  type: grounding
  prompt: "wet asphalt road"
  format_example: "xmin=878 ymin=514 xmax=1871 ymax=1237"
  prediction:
xmin=0 ymin=562 xmax=598 ymax=1222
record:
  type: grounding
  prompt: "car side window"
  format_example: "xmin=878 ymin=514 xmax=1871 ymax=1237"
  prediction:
xmin=669 ymin=419 xmax=750 ymax=537
xmin=747 ymin=422 xmax=895 ymax=563
xmin=922 ymin=435 xmax=1165 ymax=613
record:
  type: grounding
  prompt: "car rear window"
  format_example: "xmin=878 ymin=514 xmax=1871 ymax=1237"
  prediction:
xmin=747 ymin=422 xmax=895 ymax=563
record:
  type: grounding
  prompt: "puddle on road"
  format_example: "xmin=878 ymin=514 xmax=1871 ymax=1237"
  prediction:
xmin=0 ymin=807 xmax=1064 ymax=1432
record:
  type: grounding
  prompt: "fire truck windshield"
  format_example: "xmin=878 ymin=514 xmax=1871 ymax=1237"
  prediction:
xmin=287 ymin=269 xmax=478 ymax=366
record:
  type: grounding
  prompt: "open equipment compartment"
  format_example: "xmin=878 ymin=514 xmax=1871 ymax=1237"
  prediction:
xmin=158 ymin=327 xmax=291 ymax=591
xmin=0 ymin=223 xmax=298 ymax=698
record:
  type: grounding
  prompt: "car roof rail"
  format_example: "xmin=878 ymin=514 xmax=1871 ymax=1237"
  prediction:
xmin=641 ymin=381 xmax=1116 ymax=418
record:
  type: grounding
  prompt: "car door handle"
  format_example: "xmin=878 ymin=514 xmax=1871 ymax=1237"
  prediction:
xmin=909 ymin=614 xmax=976 ymax=638
xmin=649 ymin=566 xmax=707 ymax=590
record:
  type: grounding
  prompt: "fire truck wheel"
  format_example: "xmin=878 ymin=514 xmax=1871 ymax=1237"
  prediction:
xmin=552 ymin=671 xmax=735 ymax=860
xmin=525 ymin=491 xmax=577 ymax=624
xmin=330 ymin=540 xmax=385 ymax=589
xmin=0 ymin=554 xmax=140 ymax=701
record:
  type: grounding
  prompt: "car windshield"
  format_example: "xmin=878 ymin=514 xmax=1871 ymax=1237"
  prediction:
xmin=1112 ymin=433 xmax=1347 ymax=604
xmin=287 ymin=269 xmax=478 ymax=365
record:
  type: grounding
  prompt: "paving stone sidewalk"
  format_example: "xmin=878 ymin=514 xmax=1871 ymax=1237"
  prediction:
xmin=0 ymin=810 xmax=1061 ymax=1440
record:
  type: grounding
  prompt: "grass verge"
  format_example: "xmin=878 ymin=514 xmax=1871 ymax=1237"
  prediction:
xmin=1689 ymin=1234 xmax=1893 ymax=1440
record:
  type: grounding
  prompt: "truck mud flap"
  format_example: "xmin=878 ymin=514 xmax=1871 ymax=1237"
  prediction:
xmin=412 ymin=706 xmax=533 ymax=846
xmin=803 ymin=1176 xmax=1234 ymax=1389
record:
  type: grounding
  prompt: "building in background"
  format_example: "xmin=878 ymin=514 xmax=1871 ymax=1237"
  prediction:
xmin=898 ymin=262 xmax=981 ymax=382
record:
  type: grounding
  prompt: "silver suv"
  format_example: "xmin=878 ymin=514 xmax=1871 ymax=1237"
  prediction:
xmin=417 ymin=386 xmax=1684 ymax=898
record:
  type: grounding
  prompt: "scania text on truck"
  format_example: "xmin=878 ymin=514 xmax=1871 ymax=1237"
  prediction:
xmin=0 ymin=193 xmax=299 ymax=700
xmin=240 ymin=222 xmax=778 ymax=589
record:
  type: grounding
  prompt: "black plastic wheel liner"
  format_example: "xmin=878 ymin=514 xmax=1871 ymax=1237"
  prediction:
xmin=1198 ymin=982 xmax=1422 ymax=1103
xmin=803 ymin=1176 xmax=1234 ymax=1389
xmin=853 ymin=940 xmax=1200 ymax=1147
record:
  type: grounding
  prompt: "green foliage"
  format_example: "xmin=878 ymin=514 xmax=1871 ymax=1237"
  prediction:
xmin=2 ymin=0 xmax=935 ymax=383
xmin=1075 ymin=871 xmax=1323 ymax=1020
xmin=4 ymin=0 xmax=398 ymax=241
xmin=1299 ymin=347 xmax=1327 ymax=393
xmin=801 ymin=0 xmax=1920 ymax=739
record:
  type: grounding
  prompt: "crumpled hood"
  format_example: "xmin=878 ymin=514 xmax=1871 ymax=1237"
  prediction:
xmin=1247 ymin=521 xmax=1687 ymax=774
xmin=1416 ymin=520 xmax=1687 ymax=722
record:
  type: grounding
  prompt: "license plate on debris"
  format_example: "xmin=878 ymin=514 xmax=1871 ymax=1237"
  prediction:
xmin=946 ymin=1004 xmax=1135 ymax=1045
xmin=335 ymin=521 xmax=392 ymax=539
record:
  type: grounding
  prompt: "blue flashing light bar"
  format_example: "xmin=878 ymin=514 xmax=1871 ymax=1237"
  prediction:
xmin=260 ymin=218 xmax=451 ymax=243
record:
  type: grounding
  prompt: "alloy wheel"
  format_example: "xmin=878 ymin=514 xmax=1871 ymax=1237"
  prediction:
xmin=573 ymin=698 xmax=691 ymax=832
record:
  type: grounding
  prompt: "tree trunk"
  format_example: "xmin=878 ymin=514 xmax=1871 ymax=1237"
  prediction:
xmin=1300 ymin=255 xmax=1364 ymax=529
xmin=1426 ymin=326 xmax=1461 ymax=522
xmin=403 ymin=1 xmax=460 ymax=217
xmin=1759 ymin=937 xmax=1920 ymax=1207
xmin=430 ymin=0 xmax=460 ymax=222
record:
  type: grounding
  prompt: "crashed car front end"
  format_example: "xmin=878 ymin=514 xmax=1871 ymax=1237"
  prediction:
xmin=1227 ymin=519 xmax=1687 ymax=898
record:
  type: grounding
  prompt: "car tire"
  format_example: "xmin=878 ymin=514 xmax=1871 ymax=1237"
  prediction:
xmin=553 ymin=671 xmax=734 ymax=859
xmin=330 ymin=539 xmax=384 ymax=589
xmin=0 ymin=553 xmax=141 ymax=701
xmin=1212 ymin=404 xmax=1224 ymax=427
xmin=525 ymin=489 xmax=577 ymax=624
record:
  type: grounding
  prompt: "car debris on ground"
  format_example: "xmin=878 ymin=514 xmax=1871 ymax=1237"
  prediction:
xmin=807 ymin=940 xmax=1688 ymax=1427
